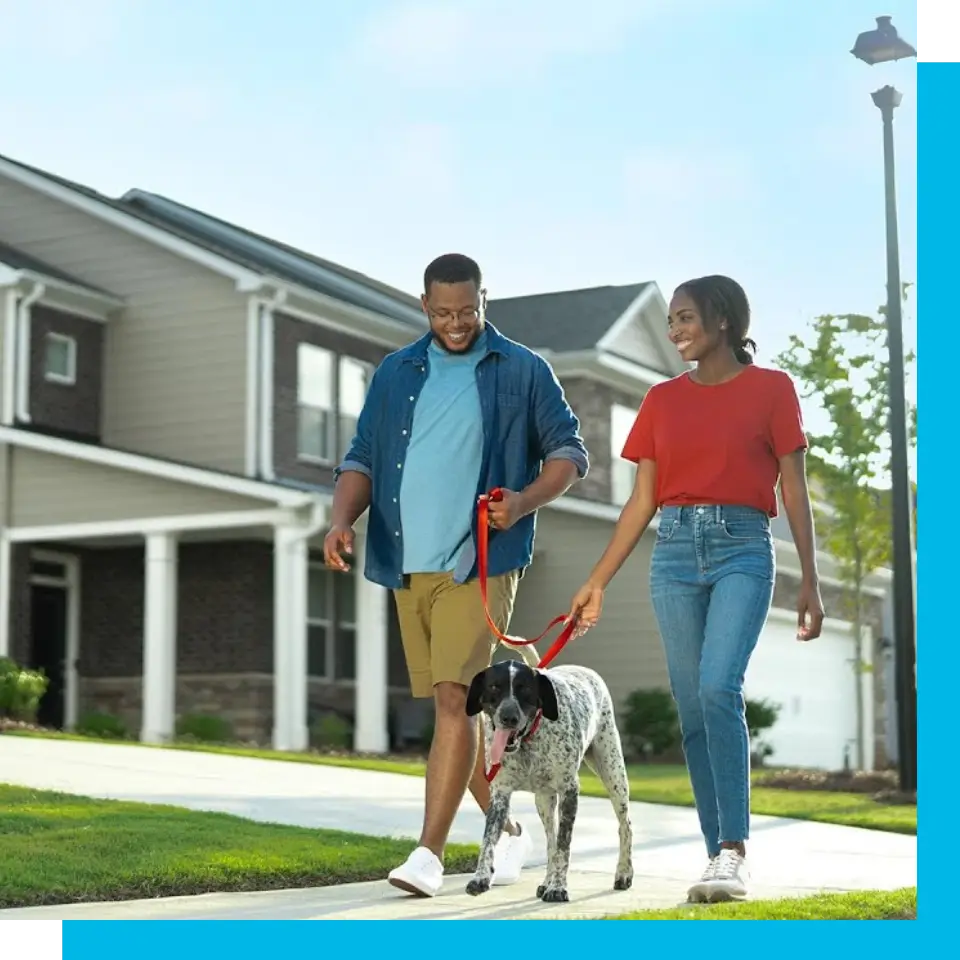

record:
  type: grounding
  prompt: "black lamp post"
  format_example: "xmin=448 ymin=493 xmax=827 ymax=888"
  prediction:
xmin=851 ymin=15 xmax=917 ymax=793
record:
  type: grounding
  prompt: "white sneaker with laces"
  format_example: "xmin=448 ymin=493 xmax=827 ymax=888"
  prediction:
xmin=387 ymin=845 xmax=444 ymax=897
xmin=697 ymin=848 xmax=750 ymax=903
xmin=492 ymin=821 xmax=533 ymax=885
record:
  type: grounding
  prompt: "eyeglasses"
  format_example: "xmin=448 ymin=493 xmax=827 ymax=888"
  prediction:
xmin=427 ymin=307 xmax=481 ymax=323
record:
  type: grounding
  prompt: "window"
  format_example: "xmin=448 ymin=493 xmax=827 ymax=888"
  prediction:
xmin=296 ymin=344 xmax=372 ymax=464
xmin=610 ymin=403 xmax=639 ymax=506
xmin=297 ymin=344 xmax=335 ymax=462
xmin=43 ymin=333 xmax=76 ymax=385
xmin=337 ymin=356 xmax=371 ymax=461
xmin=307 ymin=563 xmax=356 ymax=682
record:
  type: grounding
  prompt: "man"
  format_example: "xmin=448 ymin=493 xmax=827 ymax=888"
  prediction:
xmin=323 ymin=253 xmax=588 ymax=897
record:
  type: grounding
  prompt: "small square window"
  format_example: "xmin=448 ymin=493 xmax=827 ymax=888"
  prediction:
xmin=44 ymin=333 xmax=77 ymax=385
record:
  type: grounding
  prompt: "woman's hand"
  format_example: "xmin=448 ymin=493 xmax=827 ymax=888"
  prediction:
xmin=796 ymin=579 xmax=825 ymax=641
xmin=566 ymin=582 xmax=605 ymax=638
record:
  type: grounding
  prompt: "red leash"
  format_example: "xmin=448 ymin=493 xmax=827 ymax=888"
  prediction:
xmin=476 ymin=487 xmax=578 ymax=782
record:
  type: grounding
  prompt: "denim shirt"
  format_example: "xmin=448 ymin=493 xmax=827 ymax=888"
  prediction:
xmin=334 ymin=322 xmax=589 ymax=590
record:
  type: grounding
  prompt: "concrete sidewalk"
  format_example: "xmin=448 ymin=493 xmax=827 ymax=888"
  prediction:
xmin=0 ymin=737 xmax=917 ymax=920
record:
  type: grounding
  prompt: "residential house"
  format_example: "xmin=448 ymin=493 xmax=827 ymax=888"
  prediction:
xmin=0 ymin=151 xmax=890 ymax=770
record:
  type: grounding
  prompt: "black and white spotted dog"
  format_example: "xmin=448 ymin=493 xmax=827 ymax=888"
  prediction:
xmin=464 ymin=659 xmax=634 ymax=902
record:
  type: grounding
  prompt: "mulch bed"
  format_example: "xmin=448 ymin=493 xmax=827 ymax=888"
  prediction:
xmin=754 ymin=767 xmax=916 ymax=805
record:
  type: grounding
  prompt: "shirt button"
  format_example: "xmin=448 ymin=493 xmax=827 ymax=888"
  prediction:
xmin=402 ymin=429 xmax=407 ymax=435
xmin=409 ymin=396 xmax=414 ymax=401
xmin=395 ymin=531 xmax=400 ymax=537
xmin=696 ymin=508 xmax=704 ymax=515
xmin=397 ymin=463 xmax=402 ymax=469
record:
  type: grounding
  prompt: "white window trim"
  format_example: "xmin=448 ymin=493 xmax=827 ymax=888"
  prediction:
xmin=43 ymin=332 xmax=77 ymax=385
xmin=307 ymin=562 xmax=356 ymax=683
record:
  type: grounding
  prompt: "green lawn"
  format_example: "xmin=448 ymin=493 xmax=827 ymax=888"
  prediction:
xmin=0 ymin=784 xmax=478 ymax=909
xmin=7 ymin=730 xmax=916 ymax=836
xmin=607 ymin=887 xmax=917 ymax=920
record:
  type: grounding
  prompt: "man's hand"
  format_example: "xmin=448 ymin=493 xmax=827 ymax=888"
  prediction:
xmin=323 ymin=524 xmax=355 ymax=572
xmin=486 ymin=489 xmax=526 ymax=531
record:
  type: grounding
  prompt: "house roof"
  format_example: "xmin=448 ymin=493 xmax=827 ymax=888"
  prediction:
xmin=0 ymin=239 xmax=118 ymax=298
xmin=0 ymin=152 xmax=425 ymax=328
xmin=486 ymin=283 xmax=650 ymax=353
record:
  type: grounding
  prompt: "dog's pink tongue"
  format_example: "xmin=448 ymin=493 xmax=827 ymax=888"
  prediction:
xmin=490 ymin=728 xmax=512 ymax=768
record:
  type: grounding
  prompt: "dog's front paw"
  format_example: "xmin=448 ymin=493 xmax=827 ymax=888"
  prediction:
xmin=466 ymin=876 xmax=491 ymax=896
xmin=539 ymin=886 xmax=569 ymax=903
xmin=614 ymin=871 xmax=633 ymax=891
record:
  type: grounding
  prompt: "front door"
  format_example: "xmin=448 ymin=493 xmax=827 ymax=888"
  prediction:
xmin=30 ymin=583 xmax=68 ymax=729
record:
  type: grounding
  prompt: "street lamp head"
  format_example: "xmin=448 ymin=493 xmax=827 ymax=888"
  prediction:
xmin=851 ymin=15 xmax=918 ymax=65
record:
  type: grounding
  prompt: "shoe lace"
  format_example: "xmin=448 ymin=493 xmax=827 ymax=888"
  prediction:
xmin=712 ymin=849 xmax=743 ymax=881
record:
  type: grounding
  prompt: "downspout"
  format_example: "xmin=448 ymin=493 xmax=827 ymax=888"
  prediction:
xmin=1 ymin=286 xmax=19 ymax=426
xmin=15 ymin=281 xmax=45 ymax=424
xmin=257 ymin=289 xmax=286 ymax=482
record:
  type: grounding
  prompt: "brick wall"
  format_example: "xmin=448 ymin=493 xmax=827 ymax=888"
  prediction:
xmin=28 ymin=305 xmax=104 ymax=441
xmin=559 ymin=377 xmax=644 ymax=504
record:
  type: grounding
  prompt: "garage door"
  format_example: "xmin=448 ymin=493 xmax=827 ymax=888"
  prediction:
xmin=744 ymin=607 xmax=868 ymax=772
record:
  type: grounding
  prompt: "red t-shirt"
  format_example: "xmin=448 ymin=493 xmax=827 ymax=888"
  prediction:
xmin=620 ymin=365 xmax=808 ymax=517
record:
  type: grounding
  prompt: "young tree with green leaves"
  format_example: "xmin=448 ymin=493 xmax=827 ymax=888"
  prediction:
xmin=774 ymin=298 xmax=916 ymax=770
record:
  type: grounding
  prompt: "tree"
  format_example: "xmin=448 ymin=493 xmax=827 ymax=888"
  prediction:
xmin=774 ymin=293 xmax=917 ymax=770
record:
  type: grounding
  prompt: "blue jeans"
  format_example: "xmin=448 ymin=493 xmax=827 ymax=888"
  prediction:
xmin=649 ymin=504 xmax=775 ymax=858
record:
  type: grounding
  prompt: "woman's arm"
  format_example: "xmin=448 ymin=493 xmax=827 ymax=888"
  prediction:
xmin=587 ymin=459 xmax=659 ymax=589
xmin=779 ymin=449 xmax=825 ymax=639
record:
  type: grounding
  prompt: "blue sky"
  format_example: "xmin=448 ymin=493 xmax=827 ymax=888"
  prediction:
xmin=1 ymin=0 xmax=917 ymax=403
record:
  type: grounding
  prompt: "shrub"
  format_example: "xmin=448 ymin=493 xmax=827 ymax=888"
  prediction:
xmin=310 ymin=712 xmax=353 ymax=750
xmin=622 ymin=688 xmax=680 ymax=759
xmin=0 ymin=657 xmax=49 ymax=723
xmin=76 ymin=711 xmax=129 ymax=740
xmin=746 ymin=697 xmax=781 ymax=766
xmin=176 ymin=713 xmax=233 ymax=743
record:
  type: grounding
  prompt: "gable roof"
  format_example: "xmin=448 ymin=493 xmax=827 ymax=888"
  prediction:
xmin=486 ymin=283 xmax=650 ymax=353
xmin=0 ymin=240 xmax=119 ymax=299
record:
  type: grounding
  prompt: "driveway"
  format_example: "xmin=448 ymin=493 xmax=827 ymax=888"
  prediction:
xmin=0 ymin=737 xmax=916 ymax=920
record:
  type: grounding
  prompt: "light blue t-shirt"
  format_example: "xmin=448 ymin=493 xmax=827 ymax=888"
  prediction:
xmin=399 ymin=332 xmax=486 ymax=574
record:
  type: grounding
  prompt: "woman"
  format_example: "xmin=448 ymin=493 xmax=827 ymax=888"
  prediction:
xmin=567 ymin=274 xmax=824 ymax=904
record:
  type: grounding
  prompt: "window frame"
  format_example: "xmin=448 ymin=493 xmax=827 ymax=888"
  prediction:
xmin=610 ymin=402 xmax=639 ymax=507
xmin=296 ymin=344 xmax=373 ymax=466
xmin=43 ymin=332 xmax=77 ymax=386
xmin=307 ymin=561 xmax=357 ymax=683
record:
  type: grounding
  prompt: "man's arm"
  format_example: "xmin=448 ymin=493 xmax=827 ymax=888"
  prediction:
xmin=331 ymin=361 xmax=384 ymax=503
xmin=518 ymin=355 xmax=589 ymax=515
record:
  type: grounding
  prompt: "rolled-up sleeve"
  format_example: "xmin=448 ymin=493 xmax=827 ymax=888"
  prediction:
xmin=532 ymin=356 xmax=589 ymax=478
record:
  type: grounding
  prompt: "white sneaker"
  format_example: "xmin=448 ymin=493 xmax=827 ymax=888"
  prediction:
xmin=387 ymin=845 xmax=444 ymax=897
xmin=691 ymin=848 xmax=749 ymax=903
xmin=686 ymin=856 xmax=720 ymax=903
xmin=492 ymin=822 xmax=533 ymax=885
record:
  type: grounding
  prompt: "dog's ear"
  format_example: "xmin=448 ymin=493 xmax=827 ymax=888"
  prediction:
xmin=537 ymin=670 xmax=560 ymax=722
xmin=465 ymin=670 xmax=486 ymax=717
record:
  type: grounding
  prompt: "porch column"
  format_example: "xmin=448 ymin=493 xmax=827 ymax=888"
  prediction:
xmin=353 ymin=535 xmax=389 ymax=753
xmin=141 ymin=533 xmax=178 ymax=744
xmin=273 ymin=525 xmax=308 ymax=752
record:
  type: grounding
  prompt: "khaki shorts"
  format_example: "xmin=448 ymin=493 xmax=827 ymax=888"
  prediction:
xmin=392 ymin=570 xmax=521 ymax=698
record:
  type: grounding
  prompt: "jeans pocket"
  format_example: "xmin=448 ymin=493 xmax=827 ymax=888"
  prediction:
xmin=656 ymin=519 xmax=679 ymax=543
xmin=720 ymin=517 xmax=770 ymax=541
